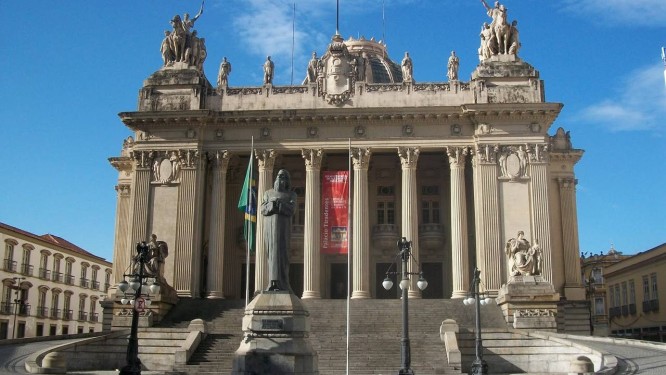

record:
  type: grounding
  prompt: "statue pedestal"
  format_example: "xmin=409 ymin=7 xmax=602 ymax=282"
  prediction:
xmin=496 ymin=276 xmax=560 ymax=331
xmin=110 ymin=284 xmax=179 ymax=330
xmin=231 ymin=291 xmax=318 ymax=375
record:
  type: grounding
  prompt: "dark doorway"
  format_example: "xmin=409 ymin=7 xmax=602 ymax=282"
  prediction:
xmin=49 ymin=325 xmax=56 ymax=336
xmin=36 ymin=324 xmax=43 ymax=337
xmin=290 ymin=263 xmax=304 ymax=297
xmin=376 ymin=263 xmax=399 ymax=299
xmin=421 ymin=262 xmax=444 ymax=299
xmin=330 ymin=263 xmax=348 ymax=299
xmin=0 ymin=321 xmax=7 ymax=339
xmin=17 ymin=322 xmax=25 ymax=338
xmin=240 ymin=263 xmax=256 ymax=299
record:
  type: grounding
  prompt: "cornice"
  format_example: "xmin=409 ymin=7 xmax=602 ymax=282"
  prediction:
xmin=550 ymin=150 xmax=584 ymax=163
xmin=462 ymin=103 xmax=563 ymax=124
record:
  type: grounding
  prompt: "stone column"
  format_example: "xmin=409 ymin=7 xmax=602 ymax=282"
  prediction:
xmin=127 ymin=151 xmax=152 ymax=266
xmin=558 ymin=177 xmax=585 ymax=297
xmin=112 ymin=184 xmax=131 ymax=285
xmin=528 ymin=145 xmax=553 ymax=283
xmin=472 ymin=145 xmax=503 ymax=294
xmin=173 ymin=150 xmax=205 ymax=297
xmin=255 ymin=149 xmax=277 ymax=293
xmin=302 ymin=149 xmax=323 ymax=299
xmin=447 ymin=147 xmax=470 ymax=299
xmin=207 ymin=150 xmax=230 ymax=299
xmin=351 ymin=148 xmax=371 ymax=299
xmin=398 ymin=147 xmax=421 ymax=298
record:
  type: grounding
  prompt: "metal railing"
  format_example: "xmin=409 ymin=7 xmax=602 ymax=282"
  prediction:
xmin=80 ymin=278 xmax=89 ymax=288
xmin=89 ymin=312 xmax=99 ymax=322
xmin=64 ymin=274 xmax=75 ymax=285
xmin=50 ymin=308 xmax=61 ymax=319
xmin=62 ymin=309 xmax=73 ymax=320
xmin=3 ymin=259 xmax=17 ymax=272
xmin=39 ymin=268 xmax=51 ymax=280
xmin=78 ymin=311 xmax=88 ymax=321
xmin=0 ymin=302 xmax=11 ymax=314
xmin=104 ymin=283 xmax=111 ymax=292
xmin=37 ymin=306 xmax=49 ymax=318
xmin=16 ymin=303 xmax=31 ymax=316
xmin=20 ymin=263 xmax=34 ymax=276
xmin=91 ymin=281 xmax=100 ymax=290
xmin=52 ymin=272 xmax=63 ymax=283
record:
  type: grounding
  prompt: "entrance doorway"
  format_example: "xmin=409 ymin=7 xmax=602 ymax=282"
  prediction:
xmin=421 ymin=262 xmax=444 ymax=299
xmin=330 ymin=263 xmax=348 ymax=299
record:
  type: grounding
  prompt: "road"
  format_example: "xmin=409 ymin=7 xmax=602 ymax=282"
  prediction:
xmin=569 ymin=338 xmax=666 ymax=374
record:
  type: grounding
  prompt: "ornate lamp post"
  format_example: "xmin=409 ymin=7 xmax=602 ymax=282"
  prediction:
xmin=11 ymin=276 xmax=25 ymax=339
xmin=462 ymin=268 xmax=490 ymax=375
xmin=381 ymin=237 xmax=428 ymax=375
xmin=117 ymin=242 xmax=161 ymax=375
xmin=585 ymin=275 xmax=596 ymax=335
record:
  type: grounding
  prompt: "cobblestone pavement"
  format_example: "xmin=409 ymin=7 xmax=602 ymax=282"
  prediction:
xmin=569 ymin=338 xmax=666 ymax=374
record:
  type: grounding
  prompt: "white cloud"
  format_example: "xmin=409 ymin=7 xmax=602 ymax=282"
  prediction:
xmin=578 ymin=64 xmax=666 ymax=132
xmin=562 ymin=0 xmax=666 ymax=27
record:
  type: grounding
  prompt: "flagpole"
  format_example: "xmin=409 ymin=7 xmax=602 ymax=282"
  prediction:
xmin=245 ymin=136 xmax=254 ymax=307
xmin=346 ymin=138 xmax=351 ymax=375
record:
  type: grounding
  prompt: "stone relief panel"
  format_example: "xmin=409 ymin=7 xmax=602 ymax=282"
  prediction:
xmin=505 ymin=230 xmax=542 ymax=277
xmin=151 ymin=151 xmax=183 ymax=184
xmin=498 ymin=145 xmax=528 ymax=181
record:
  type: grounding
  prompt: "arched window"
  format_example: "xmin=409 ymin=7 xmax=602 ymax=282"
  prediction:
xmin=3 ymin=239 xmax=18 ymax=272
xmin=52 ymin=254 xmax=64 ymax=283
xmin=20 ymin=244 xmax=34 ymax=276
xmin=63 ymin=291 xmax=73 ymax=320
xmin=64 ymin=257 xmax=75 ymax=285
xmin=78 ymin=294 xmax=88 ymax=321
xmin=37 ymin=286 xmax=49 ymax=317
xmin=50 ymin=288 xmax=62 ymax=319
xmin=39 ymin=250 xmax=51 ymax=280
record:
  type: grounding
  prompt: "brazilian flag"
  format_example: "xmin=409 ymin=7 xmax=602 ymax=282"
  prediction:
xmin=238 ymin=151 xmax=257 ymax=252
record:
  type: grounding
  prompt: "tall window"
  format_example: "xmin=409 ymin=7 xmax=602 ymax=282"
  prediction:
xmin=50 ymin=291 xmax=60 ymax=318
xmin=65 ymin=259 xmax=74 ymax=285
xmin=609 ymin=285 xmax=616 ymax=308
xmin=80 ymin=263 xmax=89 ymax=288
xmin=39 ymin=252 xmax=49 ymax=279
xmin=621 ymin=282 xmax=628 ymax=306
xmin=89 ymin=297 xmax=97 ymax=322
xmin=376 ymin=186 xmax=396 ymax=225
xmin=594 ymin=297 xmax=605 ymax=315
xmin=78 ymin=295 xmax=87 ymax=320
xmin=63 ymin=292 xmax=72 ymax=319
xmin=104 ymin=271 xmax=112 ymax=292
xmin=91 ymin=267 xmax=99 ymax=290
xmin=643 ymin=275 xmax=650 ymax=302
xmin=21 ymin=245 xmax=32 ymax=275
xmin=38 ymin=287 xmax=48 ymax=317
xmin=421 ymin=186 xmax=440 ymax=224
xmin=591 ymin=268 xmax=603 ymax=284
xmin=614 ymin=285 xmax=621 ymax=308
xmin=629 ymin=280 xmax=636 ymax=305
xmin=651 ymin=273 xmax=658 ymax=300
xmin=4 ymin=240 xmax=16 ymax=272
xmin=291 ymin=187 xmax=305 ymax=226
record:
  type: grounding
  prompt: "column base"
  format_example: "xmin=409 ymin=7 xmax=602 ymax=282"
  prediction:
xmin=408 ymin=290 xmax=422 ymax=299
xmin=351 ymin=291 xmax=371 ymax=299
xmin=207 ymin=292 xmax=226 ymax=299
xmin=450 ymin=290 xmax=467 ymax=299
xmin=301 ymin=291 xmax=321 ymax=299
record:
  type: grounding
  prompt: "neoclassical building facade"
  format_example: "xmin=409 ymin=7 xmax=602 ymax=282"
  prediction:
xmin=1 ymin=222 xmax=112 ymax=339
xmin=109 ymin=6 xmax=586 ymax=306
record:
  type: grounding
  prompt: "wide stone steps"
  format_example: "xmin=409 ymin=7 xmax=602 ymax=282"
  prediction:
xmin=162 ymin=298 xmax=507 ymax=374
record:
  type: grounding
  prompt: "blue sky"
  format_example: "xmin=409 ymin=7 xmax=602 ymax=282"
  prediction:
xmin=1 ymin=1 xmax=664 ymax=262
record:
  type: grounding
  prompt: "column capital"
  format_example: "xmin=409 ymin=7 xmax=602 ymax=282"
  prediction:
xmin=115 ymin=184 xmax=131 ymax=197
xmin=350 ymin=147 xmax=371 ymax=169
xmin=302 ymin=148 xmax=323 ymax=170
xmin=557 ymin=177 xmax=577 ymax=189
xmin=130 ymin=150 xmax=154 ymax=169
xmin=208 ymin=150 xmax=231 ymax=170
xmin=446 ymin=146 xmax=469 ymax=168
xmin=527 ymin=143 xmax=549 ymax=163
xmin=474 ymin=144 xmax=499 ymax=164
xmin=398 ymin=147 xmax=420 ymax=169
xmin=256 ymin=149 xmax=277 ymax=170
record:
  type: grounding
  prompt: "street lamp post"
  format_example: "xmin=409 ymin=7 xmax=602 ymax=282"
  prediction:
xmin=381 ymin=237 xmax=428 ymax=375
xmin=463 ymin=268 xmax=490 ymax=375
xmin=11 ymin=276 xmax=25 ymax=339
xmin=585 ymin=275 xmax=596 ymax=335
xmin=117 ymin=242 xmax=160 ymax=375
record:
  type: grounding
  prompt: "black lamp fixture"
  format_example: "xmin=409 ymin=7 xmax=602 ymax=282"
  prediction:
xmin=381 ymin=237 xmax=428 ymax=375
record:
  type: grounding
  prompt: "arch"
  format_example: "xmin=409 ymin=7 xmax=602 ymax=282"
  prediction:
xmin=81 ymin=261 xmax=90 ymax=268
xmin=79 ymin=293 xmax=88 ymax=299
xmin=51 ymin=287 xmax=63 ymax=295
xmin=38 ymin=285 xmax=50 ymax=292
xmin=4 ymin=239 xmax=18 ymax=246
xmin=53 ymin=253 xmax=64 ymax=260
xmin=63 ymin=290 xmax=74 ymax=296
xmin=19 ymin=281 xmax=33 ymax=289
xmin=91 ymin=264 xmax=101 ymax=270
xmin=22 ymin=243 xmax=35 ymax=251
xmin=65 ymin=257 xmax=76 ymax=263
xmin=40 ymin=249 xmax=52 ymax=256
xmin=2 ymin=278 xmax=16 ymax=286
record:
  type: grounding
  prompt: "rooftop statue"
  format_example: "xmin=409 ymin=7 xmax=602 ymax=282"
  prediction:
xmin=401 ymin=52 xmax=413 ymax=82
xmin=447 ymin=51 xmax=459 ymax=81
xmin=479 ymin=0 xmax=520 ymax=60
xmin=261 ymin=169 xmax=297 ymax=291
xmin=162 ymin=2 xmax=206 ymax=70
xmin=217 ymin=57 xmax=231 ymax=87
xmin=263 ymin=56 xmax=274 ymax=85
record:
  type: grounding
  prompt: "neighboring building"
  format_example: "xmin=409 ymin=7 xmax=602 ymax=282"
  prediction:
xmin=604 ymin=243 xmax=666 ymax=341
xmin=109 ymin=3 xmax=586 ymax=324
xmin=0 ymin=222 xmax=112 ymax=339
xmin=580 ymin=246 xmax=628 ymax=336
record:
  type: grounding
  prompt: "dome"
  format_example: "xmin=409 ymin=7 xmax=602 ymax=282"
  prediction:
xmin=344 ymin=36 xmax=403 ymax=83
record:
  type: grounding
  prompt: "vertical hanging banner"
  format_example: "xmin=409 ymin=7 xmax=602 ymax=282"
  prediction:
xmin=321 ymin=171 xmax=349 ymax=254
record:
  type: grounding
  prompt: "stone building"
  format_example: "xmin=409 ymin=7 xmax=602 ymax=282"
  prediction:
xmin=605 ymin=242 xmax=666 ymax=341
xmin=580 ymin=245 xmax=628 ymax=336
xmin=1 ymin=222 xmax=112 ymax=339
xmin=108 ymin=2 xmax=586 ymax=324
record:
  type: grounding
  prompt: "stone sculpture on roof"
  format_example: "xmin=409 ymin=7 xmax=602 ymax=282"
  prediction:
xmin=479 ymin=0 xmax=521 ymax=60
xmin=318 ymin=34 xmax=356 ymax=105
xmin=447 ymin=51 xmax=459 ymax=81
xmin=161 ymin=2 xmax=206 ymax=70
xmin=401 ymin=52 xmax=413 ymax=82
xmin=217 ymin=57 xmax=231 ymax=87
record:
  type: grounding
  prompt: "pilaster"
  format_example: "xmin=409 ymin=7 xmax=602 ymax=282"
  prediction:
xmin=302 ymin=149 xmax=323 ymax=299
xmin=173 ymin=150 xmax=205 ymax=297
xmin=472 ymin=144 xmax=503 ymax=294
xmin=351 ymin=148 xmax=371 ymax=299
xmin=127 ymin=151 xmax=152 ymax=268
xmin=447 ymin=147 xmax=470 ymax=299
xmin=112 ymin=184 xmax=131 ymax=285
xmin=255 ymin=149 xmax=277 ymax=293
xmin=528 ymin=144 xmax=553 ymax=283
xmin=558 ymin=177 xmax=585 ymax=299
xmin=398 ymin=147 xmax=421 ymax=298
xmin=207 ymin=150 xmax=230 ymax=298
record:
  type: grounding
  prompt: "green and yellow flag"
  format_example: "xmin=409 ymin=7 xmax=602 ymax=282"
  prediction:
xmin=238 ymin=151 xmax=257 ymax=252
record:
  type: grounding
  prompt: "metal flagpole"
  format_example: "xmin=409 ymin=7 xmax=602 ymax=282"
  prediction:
xmin=291 ymin=3 xmax=295 ymax=86
xmin=346 ymin=138 xmax=352 ymax=375
xmin=245 ymin=136 xmax=254 ymax=307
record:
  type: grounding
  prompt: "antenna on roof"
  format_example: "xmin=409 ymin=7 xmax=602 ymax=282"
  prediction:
xmin=336 ymin=0 xmax=340 ymax=35
xmin=382 ymin=0 xmax=386 ymax=45
xmin=291 ymin=2 xmax=295 ymax=86
xmin=661 ymin=47 xmax=666 ymax=87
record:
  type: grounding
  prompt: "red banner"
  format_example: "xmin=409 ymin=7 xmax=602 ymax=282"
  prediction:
xmin=321 ymin=171 xmax=349 ymax=254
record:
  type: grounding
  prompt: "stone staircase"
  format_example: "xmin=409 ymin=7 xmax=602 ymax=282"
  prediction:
xmin=458 ymin=329 xmax=598 ymax=374
xmin=162 ymin=298 xmax=508 ymax=374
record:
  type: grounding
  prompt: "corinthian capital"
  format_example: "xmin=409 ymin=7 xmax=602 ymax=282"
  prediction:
xmin=350 ymin=147 xmax=371 ymax=169
xmin=255 ymin=149 xmax=277 ymax=170
xmin=557 ymin=177 xmax=577 ymax=190
xmin=209 ymin=150 xmax=231 ymax=170
xmin=446 ymin=146 xmax=469 ymax=168
xmin=130 ymin=150 xmax=154 ymax=169
xmin=302 ymin=149 xmax=323 ymax=170
xmin=398 ymin=147 xmax=420 ymax=169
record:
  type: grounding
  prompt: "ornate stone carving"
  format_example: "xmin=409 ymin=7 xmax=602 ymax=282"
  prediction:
xmin=350 ymin=148 xmax=371 ymax=169
xmin=130 ymin=150 xmax=154 ymax=169
xmin=217 ymin=57 xmax=231 ymax=88
xmin=256 ymin=149 xmax=277 ymax=170
xmin=497 ymin=145 xmax=528 ymax=180
xmin=366 ymin=84 xmax=403 ymax=92
xmin=263 ymin=56 xmax=274 ymax=85
xmin=272 ymin=86 xmax=308 ymax=95
xmin=209 ymin=150 xmax=230 ymax=169
xmin=557 ymin=177 xmax=577 ymax=190
xmin=398 ymin=147 xmax=420 ymax=169
xmin=550 ymin=127 xmax=573 ymax=151
xmin=527 ymin=143 xmax=548 ymax=163
xmin=301 ymin=149 xmax=323 ymax=170
xmin=475 ymin=144 xmax=499 ymax=164
xmin=317 ymin=34 xmax=356 ymax=106
xmin=413 ymin=83 xmax=450 ymax=92
xmin=115 ymin=184 xmax=131 ymax=197
xmin=505 ymin=231 xmax=542 ymax=276
xmin=478 ymin=1 xmax=521 ymax=60
xmin=514 ymin=309 xmax=555 ymax=318
xmin=446 ymin=147 xmax=468 ymax=168
xmin=401 ymin=52 xmax=413 ymax=82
